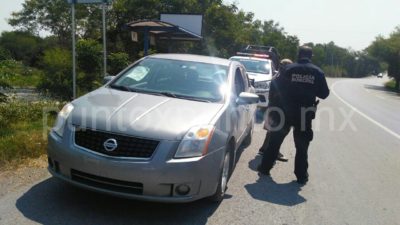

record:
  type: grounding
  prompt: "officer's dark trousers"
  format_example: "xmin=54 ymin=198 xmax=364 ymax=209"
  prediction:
xmin=259 ymin=117 xmax=313 ymax=180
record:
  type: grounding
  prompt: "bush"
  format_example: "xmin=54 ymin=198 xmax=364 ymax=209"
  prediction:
xmin=76 ymin=39 xmax=103 ymax=92
xmin=0 ymin=100 xmax=59 ymax=130
xmin=37 ymin=43 xmax=105 ymax=100
xmin=108 ymin=52 xmax=130 ymax=75
xmin=0 ymin=100 xmax=60 ymax=167
xmin=385 ymin=79 xmax=397 ymax=90
xmin=322 ymin=65 xmax=348 ymax=77
xmin=0 ymin=59 xmax=42 ymax=88
xmin=0 ymin=46 xmax=11 ymax=61
xmin=0 ymin=31 xmax=43 ymax=67
xmin=37 ymin=48 xmax=72 ymax=100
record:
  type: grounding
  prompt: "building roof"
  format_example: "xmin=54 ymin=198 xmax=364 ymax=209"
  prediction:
xmin=124 ymin=20 xmax=202 ymax=41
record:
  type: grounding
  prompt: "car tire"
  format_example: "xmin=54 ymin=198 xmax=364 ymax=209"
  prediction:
xmin=208 ymin=149 xmax=231 ymax=202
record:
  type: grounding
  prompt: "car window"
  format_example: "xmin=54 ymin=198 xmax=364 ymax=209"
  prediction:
xmin=231 ymin=57 xmax=271 ymax=75
xmin=112 ymin=58 xmax=229 ymax=102
xmin=240 ymin=67 xmax=250 ymax=90
xmin=234 ymin=68 xmax=245 ymax=96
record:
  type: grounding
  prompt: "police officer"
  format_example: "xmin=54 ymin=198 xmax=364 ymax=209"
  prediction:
xmin=257 ymin=46 xmax=330 ymax=185
xmin=258 ymin=58 xmax=294 ymax=162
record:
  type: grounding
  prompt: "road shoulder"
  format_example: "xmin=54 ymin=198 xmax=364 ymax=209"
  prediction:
xmin=0 ymin=156 xmax=49 ymax=198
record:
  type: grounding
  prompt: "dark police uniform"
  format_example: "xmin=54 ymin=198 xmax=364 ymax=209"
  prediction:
xmin=258 ymin=58 xmax=330 ymax=182
xmin=259 ymin=62 xmax=290 ymax=153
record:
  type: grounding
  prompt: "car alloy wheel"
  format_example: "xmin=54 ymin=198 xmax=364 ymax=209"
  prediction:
xmin=209 ymin=150 xmax=231 ymax=202
xmin=221 ymin=151 xmax=230 ymax=192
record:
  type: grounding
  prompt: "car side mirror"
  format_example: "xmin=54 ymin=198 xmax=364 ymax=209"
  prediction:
xmin=103 ymin=75 xmax=116 ymax=84
xmin=236 ymin=92 xmax=259 ymax=105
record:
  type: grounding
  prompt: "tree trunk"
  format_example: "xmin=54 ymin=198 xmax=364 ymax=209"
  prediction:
xmin=396 ymin=78 xmax=400 ymax=92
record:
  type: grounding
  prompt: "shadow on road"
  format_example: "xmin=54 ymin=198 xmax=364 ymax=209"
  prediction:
xmin=16 ymin=178 xmax=221 ymax=225
xmin=244 ymin=156 xmax=306 ymax=207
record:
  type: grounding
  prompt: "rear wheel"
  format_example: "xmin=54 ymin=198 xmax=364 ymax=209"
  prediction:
xmin=209 ymin=150 xmax=231 ymax=202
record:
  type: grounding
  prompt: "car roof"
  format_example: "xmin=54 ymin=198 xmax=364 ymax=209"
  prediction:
xmin=148 ymin=54 xmax=231 ymax=66
xmin=230 ymin=56 xmax=272 ymax=62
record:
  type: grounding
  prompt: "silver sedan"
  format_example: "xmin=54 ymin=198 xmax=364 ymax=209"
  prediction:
xmin=47 ymin=54 xmax=258 ymax=203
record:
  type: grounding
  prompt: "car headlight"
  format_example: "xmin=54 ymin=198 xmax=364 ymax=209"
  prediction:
xmin=175 ymin=125 xmax=215 ymax=158
xmin=53 ymin=103 xmax=74 ymax=137
xmin=254 ymin=81 xmax=271 ymax=90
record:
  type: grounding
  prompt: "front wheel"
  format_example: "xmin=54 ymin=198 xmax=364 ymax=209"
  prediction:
xmin=209 ymin=150 xmax=231 ymax=202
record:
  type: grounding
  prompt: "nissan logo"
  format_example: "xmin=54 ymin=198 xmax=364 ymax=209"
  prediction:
xmin=103 ymin=138 xmax=118 ymax=152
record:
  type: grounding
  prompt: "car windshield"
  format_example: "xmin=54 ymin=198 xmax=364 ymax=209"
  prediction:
xmin=110 ymin=58 xmax=229 ymax=103
xmin=231 ymin=57 xmax=271 ymax=75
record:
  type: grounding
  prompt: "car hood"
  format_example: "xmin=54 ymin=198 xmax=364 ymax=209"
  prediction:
xmin=70 ymin=87 xmax=224 ymax=141
xmin=247 ymin=72 xmax=272 ymax=82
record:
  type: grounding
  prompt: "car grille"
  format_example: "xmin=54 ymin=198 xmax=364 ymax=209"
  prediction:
xmin=258 ymin=95 xmax=266 ymax=103
xmin=71 ymin=169 xmax=143 ymax=195
xmin=74 ymin=128 xmax=159 ymax=158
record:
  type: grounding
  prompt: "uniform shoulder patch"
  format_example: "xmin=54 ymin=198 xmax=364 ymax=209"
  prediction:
xmin=291 ymin=74 xmax=315 ymax=84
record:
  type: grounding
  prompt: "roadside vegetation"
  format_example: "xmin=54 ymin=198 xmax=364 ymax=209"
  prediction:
xmin=0 ymin=100 xmax=59 ymax=168
xmin=385 ymin=79 xmax=397 ymax=91
xmin=0 ymin=0 xmax=398 ymax=168
xmin=0 ymin=60 xmax=41 ymax=88
xmin=368 ymin=28 xmax=400 ymax=92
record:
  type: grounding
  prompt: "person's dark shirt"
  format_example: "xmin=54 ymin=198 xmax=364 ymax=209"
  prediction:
xmin=272 ymin=58 xmax=330 ymax=116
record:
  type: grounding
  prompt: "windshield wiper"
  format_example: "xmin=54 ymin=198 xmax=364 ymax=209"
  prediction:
xmin=157 ymin=92 xmax=210 ymax=102
xmin=158 ymin=92 xmax=178 ymax=98
xmin=109 ymin=86 xmax=212 ymax=103
xmin=109 ymin=84 xmax=136 ymax=92
xmin=175 ymin=95 xmax=212 ymax=103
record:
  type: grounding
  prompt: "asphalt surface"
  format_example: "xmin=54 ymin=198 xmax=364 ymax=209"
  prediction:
xmin=1 ymin=76 xmax=400 ymax=225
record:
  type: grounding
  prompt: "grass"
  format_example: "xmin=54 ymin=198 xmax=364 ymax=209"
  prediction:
xmin=1 ymin=73 xmax=41 ymax=88
xmin=0 ymin=59 xmax=42 ymax=88
xmin=385 ymin=79 xmax=396 ymax=90
xmin=0 ymin=100 xmax=60 ymax=168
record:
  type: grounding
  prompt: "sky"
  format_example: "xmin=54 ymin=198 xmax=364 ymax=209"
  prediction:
xmin=1 ymin=0 xmax=400 ymax=51
xmin=226 ymin=0 xmax=400 ymax=50
xmin=0 ymin=0 xmax=25 ymax=33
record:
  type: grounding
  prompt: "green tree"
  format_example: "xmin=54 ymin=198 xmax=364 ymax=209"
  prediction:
xmin=76 ymin=39 xmax=103 ymax=92
xmin=0 ymin=31 xmax=43 ymax=66
xmin=37 ymin=48 xmax=72 ymax=99
xmin=0 ymin=46 xmax=12 ymax=61
xmin=368 ymin=27 xmax=400 ymax=91
xmin=306 ymin=41 xmax=381 ymax=77
xmin=259 ymin=20 xmax=299 ymax=60
xmin=108 ymin=52 xmax=130 ymax=75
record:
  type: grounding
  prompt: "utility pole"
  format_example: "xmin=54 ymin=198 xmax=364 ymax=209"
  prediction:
xmin=68 ymin=0 xmax=112 ymax=98
xmin=71 ymin=1 xmax=77 ymax=99
xmin=102 ymin=1 xmax=107 ymax=77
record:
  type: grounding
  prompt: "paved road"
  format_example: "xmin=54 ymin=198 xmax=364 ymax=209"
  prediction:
xmin=1 ymin=77 xmax=400 ymax=225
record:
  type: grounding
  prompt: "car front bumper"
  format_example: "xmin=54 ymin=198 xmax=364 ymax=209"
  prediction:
xmin=47 ymin=131 xmax=224 ymax=203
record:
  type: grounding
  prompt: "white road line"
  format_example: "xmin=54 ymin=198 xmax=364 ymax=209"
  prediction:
xmin=331 ymin=81 xmax=400 ymax=141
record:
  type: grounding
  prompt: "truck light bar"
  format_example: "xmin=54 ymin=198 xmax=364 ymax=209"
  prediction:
xmin=236 ymin=52 xmax=270 ymax=59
